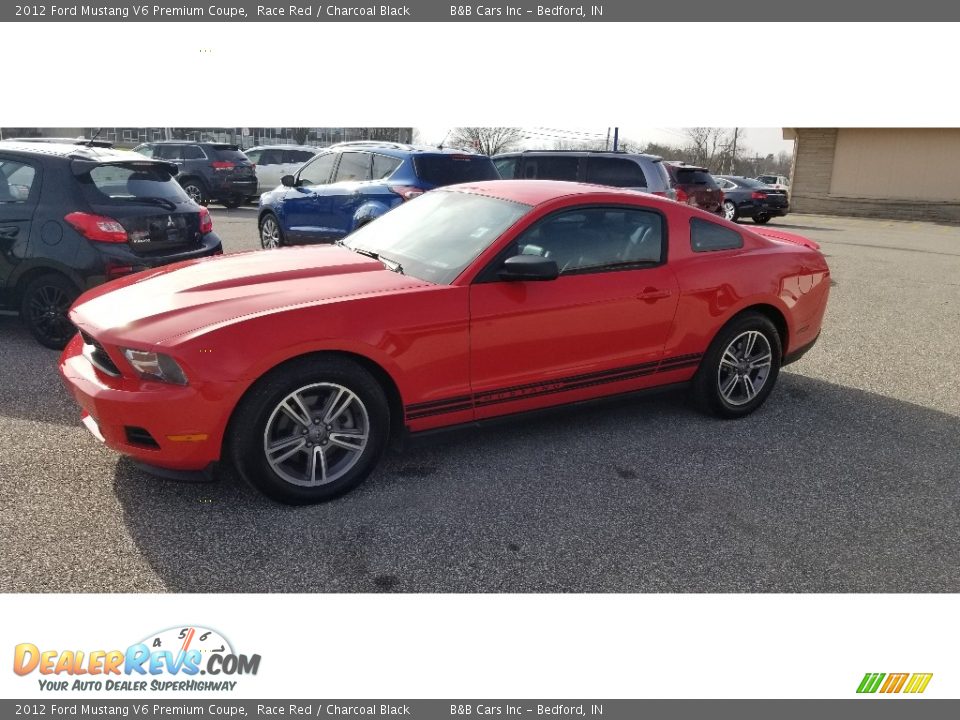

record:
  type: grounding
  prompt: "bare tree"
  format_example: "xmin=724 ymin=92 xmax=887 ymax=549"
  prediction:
xmin=292 ymin=128 xmax=311 ymax=145
xmin=683 ymin=127 xmax=736 ymax=170
xmin=448 ymin=127 xmax=523 ymax=156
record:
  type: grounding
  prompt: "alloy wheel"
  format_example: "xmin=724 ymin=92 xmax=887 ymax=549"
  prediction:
xmin=716 ymin=330 xmax=773 ymax=406
xmin=27 ymin=284 xmax=74 ymax=346
xmin=723 ymin=201 xmax=737 ymax=221
xmin=261 ymin=217 xmax=281 ymax=248
xmin=263 ymin=383 xmax=370 ymax=487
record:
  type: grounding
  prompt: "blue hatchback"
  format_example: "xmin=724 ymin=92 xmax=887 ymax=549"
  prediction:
xmin=257 ymin=141 xmax=499 ymax=248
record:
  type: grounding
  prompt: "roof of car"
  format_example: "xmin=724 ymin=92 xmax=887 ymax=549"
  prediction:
xmin=323 ymin=141 xmax=485 ymax=157
xmin=247 ymin=145 xmax=320 ymax=152
xmin=445 ymin=179 xmax=661 ymax=206
xmin=0 ymin=141 xmax=151 ymax=162
xmin=494 ymin=150 xmax=663 ymax=162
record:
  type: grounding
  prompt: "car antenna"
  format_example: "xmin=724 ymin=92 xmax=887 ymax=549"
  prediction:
xmin=437 ymin=129 xmax=451 ymax=150
xmin=85 ymin=128 xmax=103 ymax=147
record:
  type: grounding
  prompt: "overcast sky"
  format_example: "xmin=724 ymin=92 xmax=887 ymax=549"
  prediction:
xmin=415 ymin=127 xmax=793 ymax=156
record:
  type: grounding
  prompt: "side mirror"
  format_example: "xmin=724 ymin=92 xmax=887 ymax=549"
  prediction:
xmin=498 ymin=254 xmax=559 ymax=282
xmin=281 ymin=174 xmax=296 ymax=187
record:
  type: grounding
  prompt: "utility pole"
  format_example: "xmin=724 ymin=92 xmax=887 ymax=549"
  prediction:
xmin=612 ymin=127 xmax=619 ymax=152
xmin=605 ymin=127 xmax=611 ymax=151
xmin=729 ymin=127 xmax=739 ymax=173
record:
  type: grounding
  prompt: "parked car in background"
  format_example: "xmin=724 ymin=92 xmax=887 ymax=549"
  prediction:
xmin=664 ymin=162 xmax=724 ymax=214
xmin=257 ymin=141 xmax=498 ymax=249
xmin=756 ymin=174 xmax=790 ymax=190
xmin=244 ymin=145 xmax=320 ymax=197
xmin=60 ymin=180 xmax=830 ymax=504
xmin=714 ymin=175 xmax=790 ymax=224
xmin=132 ymin=141 xmax=257 ymax=208
xmin=0 ymin=141 xmax=221 ymax=348
xmin=493 ymin=150 xmax=674 ymax=197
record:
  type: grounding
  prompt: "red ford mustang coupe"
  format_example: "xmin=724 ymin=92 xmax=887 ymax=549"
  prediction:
xmin=60 ymin=181 xmax=830 ymax=504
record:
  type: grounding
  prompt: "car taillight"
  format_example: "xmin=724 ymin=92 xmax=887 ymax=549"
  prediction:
xmin=674 ymin=187 xmax=689 ymax=204
xmin=199 ymin=206 xmax=213 ymax=234
xmin=64 ymin=212 xmax=127 ymax=243
xmin=211 ymin=161 xmax=235 ymax=171
xmin=751 ymin=191 xmax=768 ymax=200
xmin=105 ymin=262 xmax=135 ymax=280
xmin=389 ymin=185 xmax=424 ymax=201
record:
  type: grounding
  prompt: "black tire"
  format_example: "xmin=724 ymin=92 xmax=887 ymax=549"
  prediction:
xmin=181 ymin=179 xmax=208 ymax=206
xmin=20 ymin=273 xmax=80 ymax=350
xmin=221 ymin=195 xmax=244 ymax=209
xmin=722 ymin=200 xmax=739 ymax=222
xmin=228 ymin=356 xmax=391 ymax=504
xmin=259 ymin=213 xmax=285 ymax=249
xmin=752 ymin=214 xmax=771 ymax=224
xmin=692 ymin=312 xmax=782 ymax=419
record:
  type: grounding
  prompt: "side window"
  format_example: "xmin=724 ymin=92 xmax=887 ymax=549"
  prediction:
xmin=521 ymin=156 xmax=579 ymax=181
xmin=298 ymin=153 xmax=336 ymax=186
xmin=585 ymin=157 xmax=647 ymax=188
xmin=286 ymin=149 xmax=315 ymax=164
xmin=494 ymin=157 xmax=519 ymax=179
xmin=133 ymin=144 xmax=154 ymax=158
xmin=0 ymin=160 xmax=38 ymax=203
xmin=182 ymin=145 xmax=205 ymax=160
xmin=690 ymin=217 xmax=743 ymax=252
xmin=155 ymin=145 xmax=182 ymax=161
xmin=333 ymin=152 xmax=372 ymax=182
xmin=509 ymin=207 xmax=664 ymax=274
xmin=372 ymin=154 xmax=402 ymax=180
xmin=260 ymin=149 xmax=283 ymax=166
xmin=245 ymin=149 xmax=263 ymax=164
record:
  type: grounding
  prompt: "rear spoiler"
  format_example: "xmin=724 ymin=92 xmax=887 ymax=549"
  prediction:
xmin=70 ymin=158 xmax=179 ymax=177
xmin=751 ymin=227 xmax=820 ymax=251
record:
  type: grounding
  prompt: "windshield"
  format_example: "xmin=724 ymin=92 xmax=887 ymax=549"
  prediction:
xmin=342 ymin=190 xmax=529 ymax=285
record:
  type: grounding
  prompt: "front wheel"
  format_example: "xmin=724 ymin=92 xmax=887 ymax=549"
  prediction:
xmin=228 ymin=356 xmax=391 ymax=504
xmin=21 ymin=273 xmax=80 ymax=350
xmin=692 ymin=312 xmax=782 ymax=418
xmin=259 ymin=214 xmax=284 ymax=249
xmin=722 ymin=200 xmax=738 ymax=222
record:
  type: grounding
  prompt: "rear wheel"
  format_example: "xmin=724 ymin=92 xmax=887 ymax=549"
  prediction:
xmin=228 ymin=356 xmax=391 ymax=504
xmin=692 ymin=312 xmax=782 ymax=418
xmin=722 ymin=200 xmax=738 ymax=222
xmin=221 ymin=195 xmax=244 ymax=209
xmin=259 ymin=213 xmax=284 ymax=249
xmin=753 ymin=214 xmax=771 ymax=224
xmin=181 ymin=179 xmax=207 ymax=206
xmin=21 ymin=273 xmax=79 ymax=350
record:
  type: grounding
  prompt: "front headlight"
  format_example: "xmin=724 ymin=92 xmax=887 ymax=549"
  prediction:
xmin=122 ymin=349 xmax=188 ymax=385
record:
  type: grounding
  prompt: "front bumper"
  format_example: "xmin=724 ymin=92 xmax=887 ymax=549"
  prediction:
xmin=59 ymin=334 xmax=230 ymax=471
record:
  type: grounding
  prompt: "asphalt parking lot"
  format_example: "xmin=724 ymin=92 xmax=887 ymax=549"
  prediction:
xmin=1 ymin=208 xmax=958 ymax=593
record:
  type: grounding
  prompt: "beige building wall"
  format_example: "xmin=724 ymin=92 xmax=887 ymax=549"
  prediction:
xmin=784 ymin=128 xmax=960 ymax=222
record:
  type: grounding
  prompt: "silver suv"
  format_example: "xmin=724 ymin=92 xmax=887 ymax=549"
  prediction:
xmin=493 ymin=150 xmax=675 ymax=198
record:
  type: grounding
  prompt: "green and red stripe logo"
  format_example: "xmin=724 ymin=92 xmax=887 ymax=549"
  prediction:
xmin=857 ymin=672 xmax=933 ymax=694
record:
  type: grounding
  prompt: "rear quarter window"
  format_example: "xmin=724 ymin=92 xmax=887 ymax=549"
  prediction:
xmin=413 ymin=154 xmax=499 ymax=187
xmin=690 ymin=217 xmax=743 ymax=252
xmin=585 ymin=157 xmax=647 ymax=188
xmin=522 ymin=155 xmax=580 ymax=181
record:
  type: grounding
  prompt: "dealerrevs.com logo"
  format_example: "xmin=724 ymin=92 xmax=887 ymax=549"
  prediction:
xmin=13 ymin=626 xmax=261 ymax=692
xmin=857 ymin=672 xmax=933 ymax=695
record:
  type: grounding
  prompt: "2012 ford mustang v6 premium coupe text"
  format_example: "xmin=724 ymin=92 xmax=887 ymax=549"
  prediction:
xmin=60 ymin=180 xmax=830 ymax=504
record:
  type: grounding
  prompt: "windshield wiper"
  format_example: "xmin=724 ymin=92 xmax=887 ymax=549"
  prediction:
xmin=111 ymin=196 xmax=178 ymax=212
xmin=340 ymin=243 xmax=403 ymax=273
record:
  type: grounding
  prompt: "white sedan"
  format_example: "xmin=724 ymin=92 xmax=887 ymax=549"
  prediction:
xmin=245 ymin=145 xmax=321 ymax=196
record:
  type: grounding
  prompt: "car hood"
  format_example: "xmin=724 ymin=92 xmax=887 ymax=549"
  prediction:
xmin=70 ymin=246 xmax=430 ymax=346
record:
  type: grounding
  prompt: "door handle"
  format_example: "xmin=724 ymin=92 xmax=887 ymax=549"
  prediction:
xmin=638 ymin=287 xmax=671 ymax=301
xmin=0 ymin=226 xmax=19 ymax=240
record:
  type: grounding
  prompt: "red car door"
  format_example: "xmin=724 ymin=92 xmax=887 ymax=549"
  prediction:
xmin=468 ymin=205 xmax=680 ymax=420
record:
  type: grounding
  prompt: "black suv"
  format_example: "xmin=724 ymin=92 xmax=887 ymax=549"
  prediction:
xmin=132 ymin=141 xmax=257 ymax=208
xmin=0 ymin=141 xmax=222 ymax=348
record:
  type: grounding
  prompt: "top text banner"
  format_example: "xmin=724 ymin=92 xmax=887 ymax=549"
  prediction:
xmin=5 ymin=0 xmax=959 ymax=21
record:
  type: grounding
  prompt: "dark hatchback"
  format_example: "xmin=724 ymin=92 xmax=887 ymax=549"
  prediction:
xmin=0 ymin=141 xmax=222 ymax=348
xmin=714 ymin=175 xmax=790 ymax=224
xmin=664 ymin=162 xmax=724 ymax=214
xmin=133 ymin=141 xmax=257 ymax=208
